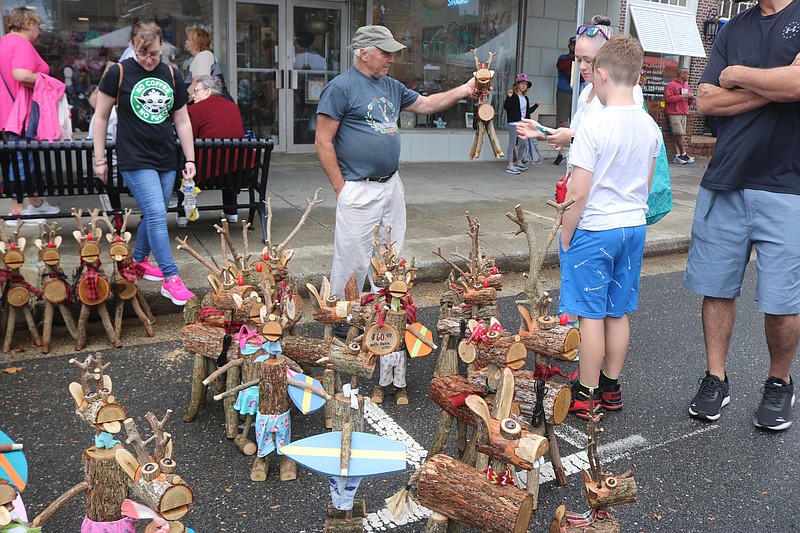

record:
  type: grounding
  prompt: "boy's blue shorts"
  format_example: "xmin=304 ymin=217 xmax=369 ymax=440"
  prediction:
xmin=558 ymin=225 xmax=646 ymax=319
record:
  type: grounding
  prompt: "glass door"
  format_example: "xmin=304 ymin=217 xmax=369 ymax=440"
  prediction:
xmin=232 ymin=0 xmax=347 ymax=152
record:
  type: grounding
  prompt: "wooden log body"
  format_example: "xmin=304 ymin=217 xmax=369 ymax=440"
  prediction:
xmin=76 ymin=400 xmax=126 ymax=428
xmin=558 ymin=516 xmax=621 ymax=533
xmin=462 ymin=287 xmax=497 ymax=307
xmin=474 ymin=334 xmax=527 ymax=370
xmin=474 ymin=419 xmax=548 ymax=470
xmin=130 ymin=474 xmax=193 ymax=522
xmin=180 ymin=323 xmax=234 ymax=360
xmin=450 ymin=303 xmax=499 ymax=321
xmin=83 ymin=445 xmax=128 ymax=522
xmin=256 ymin=357 xmax=290 ymax=415
xmin=519 ymin=325 xmax=580 ymax=362
xmin=470 ymin=370 xmax=571 ymax=425
xmin=429 ymin=374 xmax=487 ymax=428
xmin=211 ymin=284 xmax=258 ymax=310
xmin=416 ymin=454 xmax=533 ymax=533
xmin=383 ymin=309 xmax=408 ymax=352
xmin=327 ymin=343 xmax=376 ymax=379
xmin=476 ymin=273 xmax=503 ymax=289
xmin=281 ymin=335 xmax=331 ymax=368
xmin=585 ymin=471 xmax=638 ymax=509
xmin=436 ymin=317 xmax=464 ymax=338
xmin=331 ymin=392 xmax=365 ymax=432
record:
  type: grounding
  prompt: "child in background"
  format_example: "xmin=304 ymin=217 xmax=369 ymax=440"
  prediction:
xmin=503 ymin=73 xmax=540 ymax=174
xmin=559 ymin=35 xmax=662 ymax=419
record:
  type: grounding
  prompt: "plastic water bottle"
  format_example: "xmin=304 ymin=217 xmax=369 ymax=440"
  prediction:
xmin=182 ymin=177 xmax=199 ymax=221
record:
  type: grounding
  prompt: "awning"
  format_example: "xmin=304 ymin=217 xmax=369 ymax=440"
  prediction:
xmin=629 ymin=3 xmax=706 ymax=58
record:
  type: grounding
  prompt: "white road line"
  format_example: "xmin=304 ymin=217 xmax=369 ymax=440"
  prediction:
xmin=554 ymin=423 xmax=588 ymax=449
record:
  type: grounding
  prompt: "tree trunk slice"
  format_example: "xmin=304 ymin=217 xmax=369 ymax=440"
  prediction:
xmin=425 ymin=512 xmax=449 ymax=533
xmin=279 ymin=456 xmax=297 ymax=481
xmin=43 ymin=279 xmax=68 ymax=304
xmin=257 ymin=357 xmax=289 ymax=415
xmin=331 ymin=392 xmax=365 ymax=432
xmin=519 ymin=326 xmax=580 ymax=361
xmin=585 ymin=473 xmax=638 ymax=509
xmin=250 ymin=456 xmax=268 ymax=482
xmin=7 ymin=285 xmax=29 ymax=307
xmin=83 ymin=445 xmax=128 ymax=522
xmin=417 ymin=454 xmax=533 ymax=533
xmin=475 ymin=335 xmax=527 ymax=370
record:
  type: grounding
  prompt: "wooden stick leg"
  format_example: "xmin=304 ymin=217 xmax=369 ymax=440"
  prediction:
xmin=545 ymin=420 xmax=567 ymax=486
xmin=22 ymin=306 xmax=41 ymax=346
xmin=486 ymin=121 xmax=505 ymax=158
xmin=75 ymin=303 xmax=90 ymax=351
xmin=97 ymin=303 xmax=122 ymax=347
xmin=224 ymin=364 xmax=241 ymax=439
xmin=42 ymin=302 xmax=54 ymax=353
xmin=250 ymin=456 xmax=268 ymax=482
xmin=3 ymin=306 xmax=16 ymax=352
xmin=526 ymin=467 xmax=540 ymax=510
xmin=58 ymin=304 xmax=78 ymax=340
xmin=136 ymin=291 xmax=155 ymax=324
xmin=130 ymin=294 xmax=154 ymax=336
xmin=234 ymin=414 xmax=256 ymax=455
xmin=113 ymin=298 xmax=124 ymax=338
xmin=183 ymin=354 xmax=208 ymax=423
xmin=456 ymin=419 xmax=467 ymax=457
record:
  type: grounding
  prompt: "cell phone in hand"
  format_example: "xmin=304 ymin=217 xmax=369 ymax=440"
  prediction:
xmin=536 ymin=125 xmax=554 ymax=135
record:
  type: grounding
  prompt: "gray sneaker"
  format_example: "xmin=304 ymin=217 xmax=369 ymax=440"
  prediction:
xmin=753 ymin=376 xmax=795 ymax=431
xmin=688 ymin=372 xmax=730 ymax=421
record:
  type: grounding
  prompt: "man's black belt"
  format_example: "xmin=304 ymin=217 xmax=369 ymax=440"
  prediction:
xmin=364 ymin=170 xmax=397 ymax=183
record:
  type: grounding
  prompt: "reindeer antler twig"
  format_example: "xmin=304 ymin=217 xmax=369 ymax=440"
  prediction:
xmin=471 ymin=48 xmax=481 ymax=70
xmin=123 ymin=418 xmax=151 ymax=465
xmin=214 ymin=219 xmax=240 ymax=264
xmin=144 ymin=409 xmax=173 ymax=462
xmin=486 ymin=51 xmax=496 ymax=70
xmin=90 ymin=353 xmax=112 ymax=393
xmin=69 ymin=355 xmax=94 ymax=394
xmin=275 ymin=187 xmax=323 ymax=254
xmin=72 ymin=208 xmax=84 ymax=233
xmin=175 ymin=236 xmax=223 ymax=278
xmin=433 ymin=247 xmax=467 ymax=278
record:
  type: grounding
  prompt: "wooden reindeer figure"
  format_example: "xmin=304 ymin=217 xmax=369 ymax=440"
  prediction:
xmin=36 ymin=223 xmax=78 ymax=353
xmin=115 ymin=412 xmax=196 ymax=533
xmin=469 ymin=49 xmax=504 ymax=160
xmin=97 ymin=210 xmax=155 ymax=339
xmin=68 ymin=354 xmax=135 ymax=530
xmin=0 ymin=221 xmax=42 ymax=352
xmin=72 ymin=208 xmax=122 ymax=351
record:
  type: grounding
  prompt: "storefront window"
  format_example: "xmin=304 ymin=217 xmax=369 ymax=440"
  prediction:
xmin=1 ymin=1 xmax=213 ymax=134
xmin=375 ymin=0 xmax=519 ymax=129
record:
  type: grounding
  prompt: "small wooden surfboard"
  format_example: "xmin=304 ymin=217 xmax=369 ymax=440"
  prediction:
xmin=286 ymin=370 xmax=326 ymax=415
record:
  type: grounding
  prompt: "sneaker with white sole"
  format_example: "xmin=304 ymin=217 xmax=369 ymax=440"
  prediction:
xmin=221 ymin=211 xmax=239 ymax=223
xmin=688 ymin=372 xmax=730 ymax=421
xmin=753 ymin=376 xmax=795 ymax=431
xmin=139 ymin=258 xmax=164 ymax=281
xmin=673 ymin=155 xmax=689 ymax=165
xmin=680 ymin=154 xmax=695 ymax=164
xmin=5 ymin=211 xmax=45 ymax=227
xmin=505 ymin=166 xmax=521 ymax=174
xmin=514 ymin=163 xmax=529 ymax=171
xmin=25 ymin=199 xmax=60 ymax=215
xmin=161 ymin=275 xmax=195 ymax=305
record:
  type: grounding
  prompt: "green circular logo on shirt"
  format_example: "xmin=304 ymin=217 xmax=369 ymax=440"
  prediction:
xmin=130 ymin=77 xmax=174 ymax=124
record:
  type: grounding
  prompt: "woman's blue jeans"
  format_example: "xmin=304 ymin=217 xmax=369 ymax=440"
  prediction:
xmin=120 ymin=168 xmax=178 ymax=278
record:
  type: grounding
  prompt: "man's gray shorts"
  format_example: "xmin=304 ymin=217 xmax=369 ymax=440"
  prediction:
xmin=684 ymin=187 xmax=800 ymax=315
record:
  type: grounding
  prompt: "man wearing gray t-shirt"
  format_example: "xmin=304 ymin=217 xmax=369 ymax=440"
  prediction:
xmin=315 ymin=26 xmax=476 ymax=300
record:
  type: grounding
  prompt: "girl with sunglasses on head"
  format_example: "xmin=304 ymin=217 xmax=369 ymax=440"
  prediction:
xmin=516 ymin=16 xmax=643 ymax=150
xmin=92 ymin=19 xmax=197 ymax=306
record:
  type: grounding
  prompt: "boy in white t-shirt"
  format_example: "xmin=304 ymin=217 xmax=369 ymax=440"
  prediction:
xmin=560 ymin=35 xmax=662 ymax=420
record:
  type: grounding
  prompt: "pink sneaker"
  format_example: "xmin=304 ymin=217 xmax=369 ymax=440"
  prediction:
xmin=161 ymin=275 xmax=195 ymax=305
xmin=139 ymin=258 xmax=164 ymax=281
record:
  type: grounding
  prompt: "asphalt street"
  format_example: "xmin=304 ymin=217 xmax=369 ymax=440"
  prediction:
xmin=2 ymin=266 xmax=799 ymax=532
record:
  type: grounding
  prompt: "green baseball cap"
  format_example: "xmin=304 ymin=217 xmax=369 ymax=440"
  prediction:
xmin=350 ymin=25 xmax=406 ymax=52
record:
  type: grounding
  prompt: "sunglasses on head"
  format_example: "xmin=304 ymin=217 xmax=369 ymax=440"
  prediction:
xmin=577 ymin=25 xmax=610 ymax=41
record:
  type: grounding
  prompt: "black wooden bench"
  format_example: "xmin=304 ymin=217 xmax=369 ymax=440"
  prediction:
xmin=0 ymin=137 xmax=274 ymax=242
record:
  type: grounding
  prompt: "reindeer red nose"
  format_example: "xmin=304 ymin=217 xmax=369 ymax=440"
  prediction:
xmin=399 ymin=259 xmax=406 ymax=266
xmin=237 ymin=275 xmax=245 ymax=286
xmin=263 ymin=251 xmax=270 ymax=261
xmin=256 ymin=263 xmax=263 ymax=272
xmin=48 ymin=241 xmax=54 ymax=248
xmin=492 ymin=267 xmax=498 ymax=274
xmin=483 ymin=279 xmax=489 ymax=288
xmin=115 ymin=235 xmax=121 ymax=242
xmin=87 ymin=234 xmax=92 ymax=241
xmin=9 ymin=243 xmax=15 ymax=251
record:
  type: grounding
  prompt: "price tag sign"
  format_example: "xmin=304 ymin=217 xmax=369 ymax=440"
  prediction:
xmin=365 ymin=323 xmax=399 ymax=356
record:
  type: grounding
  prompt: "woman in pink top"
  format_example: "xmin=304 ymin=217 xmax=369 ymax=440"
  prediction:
xmin=0 ymin=7 xmax=60 ymax=225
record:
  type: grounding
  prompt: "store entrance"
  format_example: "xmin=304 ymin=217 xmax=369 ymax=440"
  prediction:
xmin=231 ymin=0 xmax=347 ymax=152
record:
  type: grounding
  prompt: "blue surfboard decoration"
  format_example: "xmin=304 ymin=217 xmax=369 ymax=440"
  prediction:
xmin=281 ymin=431 xmax=407 ymax=478
xmin=0 ymin=429 xmax=27 ymax=492
xmin=287 ymin=372 xmax=326 ymax=415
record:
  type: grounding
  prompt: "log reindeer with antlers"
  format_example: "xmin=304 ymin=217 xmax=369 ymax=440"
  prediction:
xmin=36 ymin=223 xmax=78 ymax=353
xmin=97 ymin=209 xmax=156 ymax=340
xmin=115 ymin=411 xmax=196 ymax=533
xmin=0 ymin=221 xmax=42 ymax=352
xmin=72 ymin=208 xmax=122 ymax=350
xmin=469 ymin=49 xmax=504 ymax=160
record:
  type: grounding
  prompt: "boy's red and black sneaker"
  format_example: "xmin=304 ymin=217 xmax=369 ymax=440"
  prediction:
xmin=569 ymin=386 xmax=602 ymax=420
xmin=601 ymin=385 xmax=624 ymax=411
